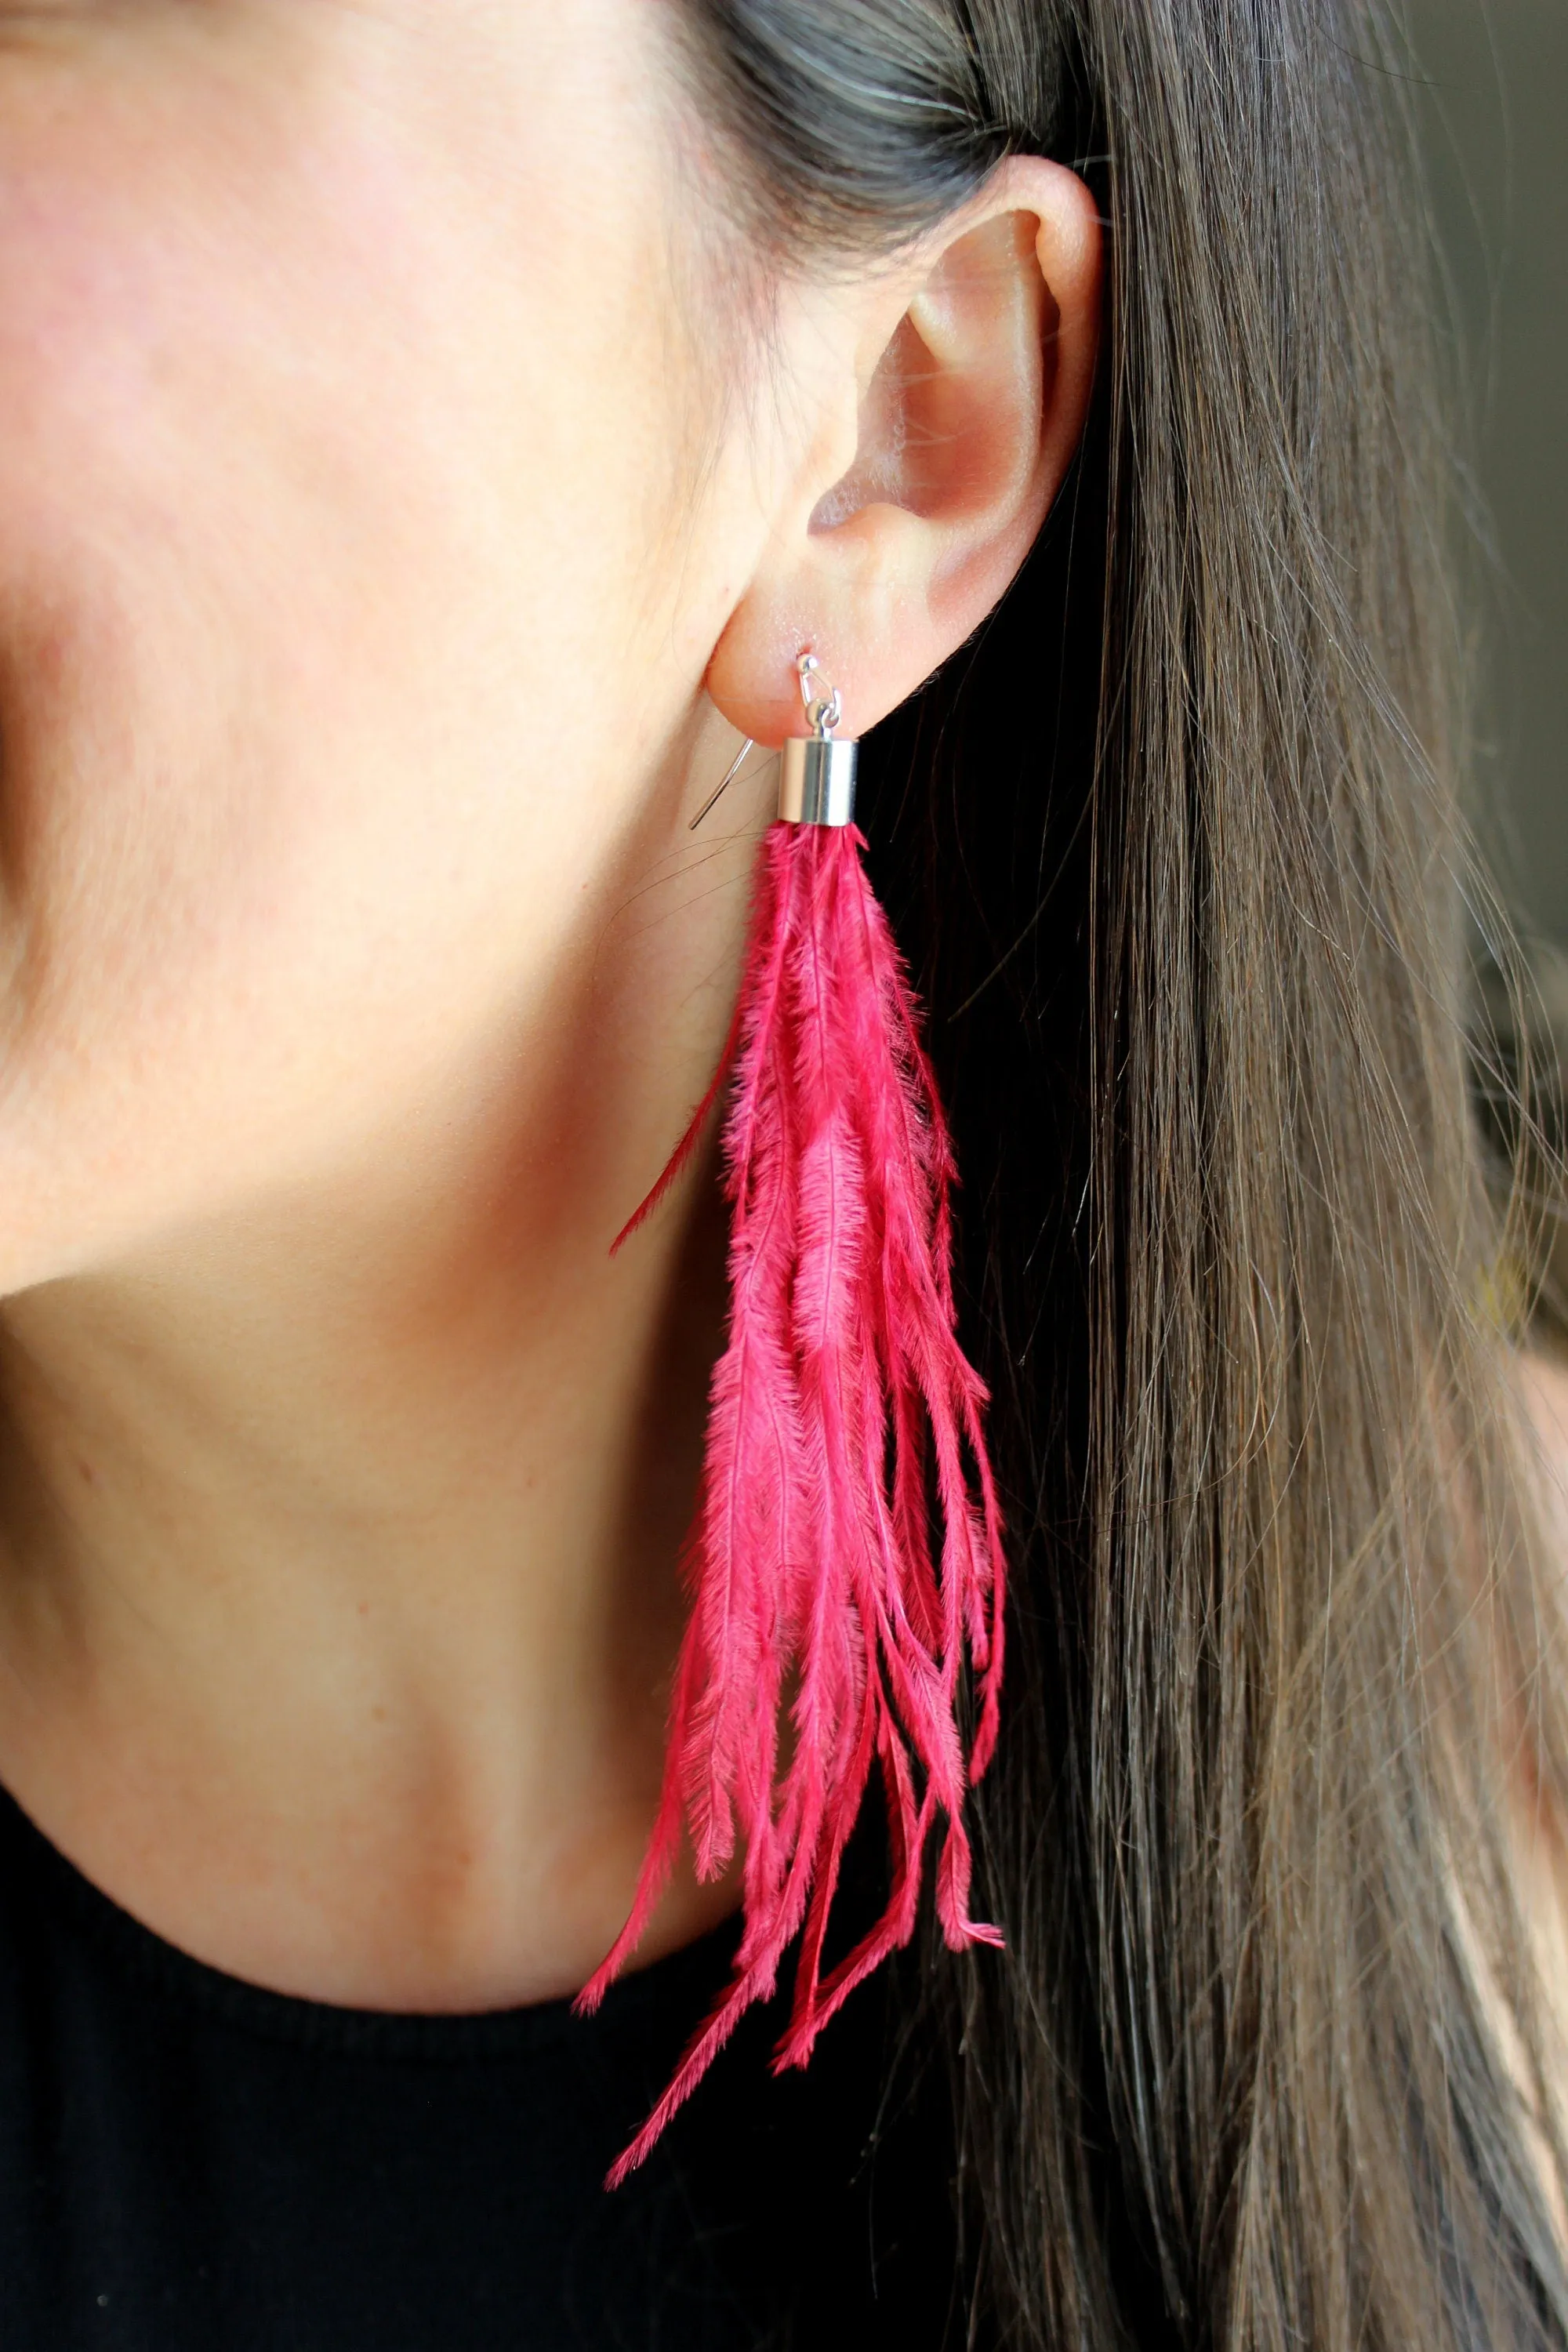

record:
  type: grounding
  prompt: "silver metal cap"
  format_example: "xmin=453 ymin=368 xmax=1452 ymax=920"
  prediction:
xmin=778 ymin=735 xmax=858 ymax=828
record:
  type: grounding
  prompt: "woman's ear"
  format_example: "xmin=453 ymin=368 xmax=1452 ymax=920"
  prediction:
xmin=707 ymin=157 xmax=1101 ymax=745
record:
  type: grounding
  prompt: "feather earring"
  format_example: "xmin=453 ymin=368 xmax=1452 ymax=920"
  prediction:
xmin=578 ymin=655 xmax=1007 ymax=2186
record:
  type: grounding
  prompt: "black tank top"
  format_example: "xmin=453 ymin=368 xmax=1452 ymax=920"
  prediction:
xmin=0 ymin=1783 xmax=958 ymax=2349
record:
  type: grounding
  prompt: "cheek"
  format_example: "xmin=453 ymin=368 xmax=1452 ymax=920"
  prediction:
xmin=0 ymin=48 xmax=698 ymax=1283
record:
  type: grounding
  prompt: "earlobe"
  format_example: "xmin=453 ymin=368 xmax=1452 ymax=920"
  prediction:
xmin=707 ymin=157 xmax=1102 ymax=747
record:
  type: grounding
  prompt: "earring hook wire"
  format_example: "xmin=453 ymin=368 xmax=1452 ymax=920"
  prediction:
xmin=688 ymin=737 xmax=757 ymax=832
xmin=688 ymin=652 xmax=841 ymax=831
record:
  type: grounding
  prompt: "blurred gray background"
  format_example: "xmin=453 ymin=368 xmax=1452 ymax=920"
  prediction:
xmin=1414 ymin=0 xmax=1568 ymax=942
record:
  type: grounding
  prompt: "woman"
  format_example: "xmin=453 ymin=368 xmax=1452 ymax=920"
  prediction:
xmin=0 ymin=0 xmax=1558 ymax=2344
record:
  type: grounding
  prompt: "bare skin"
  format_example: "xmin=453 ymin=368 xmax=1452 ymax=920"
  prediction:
xmin=1492 ymin=1351 xmax=1568 ymax=2230
xmin=0 ymin=2 xmax=1102 ymax=2009
xmin=1513 ymin=1351 xmax=1568 ymax=1930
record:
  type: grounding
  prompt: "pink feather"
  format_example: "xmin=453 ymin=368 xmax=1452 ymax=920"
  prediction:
xmin=578 ymin=821 xmax=1007 ymax=2187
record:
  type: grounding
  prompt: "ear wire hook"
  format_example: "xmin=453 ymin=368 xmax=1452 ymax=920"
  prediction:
xmin=689 ymin=653 xmax=841 ymax=832
xmin=797 ymin=652 xmax=842 ymax=738
xmin=689 ymin=737 xmax=756 ymax=832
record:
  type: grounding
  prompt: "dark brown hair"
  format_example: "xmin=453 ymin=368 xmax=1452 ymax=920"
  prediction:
xmin=673 ymin=2 xmax=1568 ymax=2346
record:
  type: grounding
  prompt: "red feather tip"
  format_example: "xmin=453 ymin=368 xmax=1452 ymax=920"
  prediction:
xmin=579 ymin=821 xmax=1007 ymax=2187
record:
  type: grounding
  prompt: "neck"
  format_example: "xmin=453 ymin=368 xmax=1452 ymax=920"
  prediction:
xmin=0 ymin=732 xmax=760 ymax=2010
